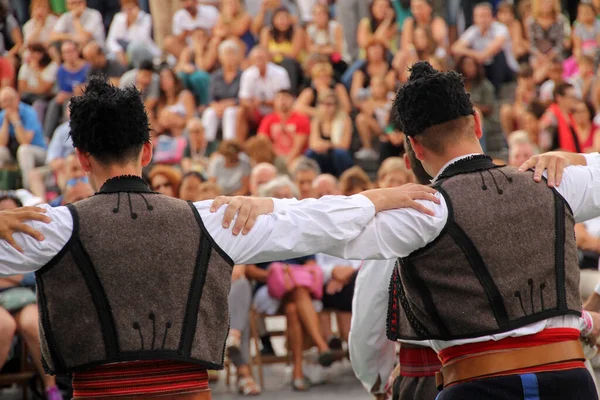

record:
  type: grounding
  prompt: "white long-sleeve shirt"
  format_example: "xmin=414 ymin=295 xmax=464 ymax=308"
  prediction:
xmin=106 ymin=11 xmax=160 ymax=57
xmin=349 ymin=153 xmax=600 ymax=395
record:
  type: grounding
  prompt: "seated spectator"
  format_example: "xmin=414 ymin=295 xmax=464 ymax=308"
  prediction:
xmin=526 ymin=0 xmax=570 ymax=76
xmin=119 ymin=59 xmax=160 ymax=117
xmin=50 ymin=0 xmax=105 ymax=46
xmin=23 ymin=0 xmax=58 ymax=49
xmin=227 ymin=261 xmax=262 ymax=396
xmin=355 ymin=75 xmax=393 ymax=160
xmin=312 ymin=173 xmax=340 ymax=197
xmin=401 ymin=0 xmax=447 ymax=55
xmin=106 ymin=0 xmax=160 ymax=68
xmin=306 ymin=3 xmax=350 ymax=76
xmin=0 ymin=192 xmax=63 ymax=400
xmin=350 ymin=40 xmax=395 ymax=108
xmin=294 ymin=62 xmax=351 ymax=118
xmin=237 ymin=46 xmax=291 ymax=141
xmin=0 ymin=2 xmax=23 ymax=61
xmin=539 ymin=82 xmax=579 ymax=152
xmin=393 ymin=25 xmax=445 ymax=83
xmin=572 ymin=100 xmax=599 ymax=153
xmin=334 ymin=0 xmax=369 ymax=62
xmin=291 ymin=156 xmax=319 ymax=199
xmin=568 ymin=55 xmax=595 ymax=103
xmin=246 ymin=176 xmax=335 ymax=391
xmin=306 ymin=91 xmax=353 ymax=177
xmin=538 ymin=57 xmax=570 ymax=102
xmin=357 ymin=0 xmax=398 ymax=57
xmin=47 ymin=152 xmax=89 ymax=206
xmin=153 ymin=67 xmax=196 ymax=137
xmin=82 ymin=41 xmax=127 ymax=86
xmin=202 ymin=40 xmax=243 ymax=143
xmin=245 ymin=135 xmax=281 ymax=169
xmin=316 ymin=253 xmax=362 ymax=344
xmin=522 ymin=101 xmax=546 ymax=145
xmin=377 ymin=156 xmax=412 ymax=188
xmin=258 ymin=89 xmax=310 ymax=170
xmin=500 ymin=66 xmax=537 ymax=136
xmin=163 ymin=0 xmax=219 ymax=60
xmin=148 ymin=165 xmax=182 ymax=197
xmin=18 ymin=43 xmax=58 ymax=123
xmin=259 ymin=6 xmax=305 ymax=94
xmin=178 ymin=171 xmax=211 ymax=201
xmin=208 ymin=140 xmax=251 ymax=195
xmin=455 ymin=55 xmax=495 ymax=136
xmin=507 ymin=130 xmax=538 ymax=168
xmin=44 ymin=40 xmax=89 ymax=139
xmin=0 ymin=87 xmax=47 ymax=191
xmin=61 ymin=180 xmax=94 ymax=204
xmin=249 ymin=162 xmax=277 ymax=196
xmin=173 ymin=30 xmax=215 ymax=107
xmin=29 ymin=107 xmax=74 ymax=199
xmin=249 ymin=0 xmax=299 ymax=36
xmin=181 ymin=118 xmax=209 ymax=174
xmin=339 ymin=166 xmax=371 ymax=196
xmin=496 ymin=1 xmax=529 ymax=63
xmin=212 ymin=0 xmax=254 ymax=54
xmin=451 ymin=2 xmax=518 ymax=92
xmin=572 ymin=2 xmax=600 ymax=62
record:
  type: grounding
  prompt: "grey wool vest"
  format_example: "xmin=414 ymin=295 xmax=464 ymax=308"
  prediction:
xmin=35 ymin=176 xmax=233 ymax=376
xmin=387 ymin=156 xmax=581 ymax=342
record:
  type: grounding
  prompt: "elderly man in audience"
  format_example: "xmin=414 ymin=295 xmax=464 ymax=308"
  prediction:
xmin=238 ymin=46 xmax=291 ymax=141
xmin=508 ymin=130 xmax=539 ymax=168
xmin=0 ymin=87 xmax=47 ymax=191
xmin=291 ymin=156 xmax=320 ymax=200
xmin=50 ymin=0 xmax=105 ymax=46
xmin=249 ymin=162 xmax=277 ymax=197
xmin=312 ymin=174 xmax=341 ymax=198
xmin=0 ymin=192 xmax=64 ymax=400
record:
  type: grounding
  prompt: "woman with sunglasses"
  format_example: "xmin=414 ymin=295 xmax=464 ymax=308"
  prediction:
xmin=148 ymin=165 xmax=182 ymax=198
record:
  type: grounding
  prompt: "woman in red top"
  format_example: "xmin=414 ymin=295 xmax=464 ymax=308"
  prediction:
xmin=573 ymin=100 xmax=599 ymax=152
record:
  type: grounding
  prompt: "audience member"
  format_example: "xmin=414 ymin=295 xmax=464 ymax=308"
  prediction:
xmin=244 ymin=135 xmax=280 ymax=168
xmin=0 ymin=2 xmax=23 ymax=61
xmin=174 ymin=29 xmax=215 ymax=106
xmin=539 ymin=82 xmax=579 ymax=151
xmin=181 ymin=118 xmax=208 ymax=174
xmin=154 ymin=67 xmax=196 ymax=136
xmin=237 ymin=46 xmax=291 ymax=141
xmin=452 ymin=2 xmax=518 ymax=92
xmin=335 ymin=0 xmax=369 ymax=61
xmin=312 ymin=173 xmax=340 ymax=198
xmin=213 ymin=0 xmax=254 ymax=54
xmin=106 ymin=0 xmax=159 ymax=68
xmin=22 ymin=0 xmax=57 ymax=48
xmin=148 ymin=164 xmax=182 ymax=197
xmin=306 ymin=3 xmax=350 ymax=75
xmin=350 ymin=40 xmax=395 ymax=108
xmin=507 ymin=130 xmax=538 ymax=168
xmin=357 ymin=0 xmax=398 ymax=56
xmin=43 ymin=40 xmax=89 ymax=139
xmin=306 ymin=90 xmax=353 ymax=177
xmin=572 ymin=100 xmax=599 ymax=152
xmin=119 ymin=59 xmax=160 ymax=116
xmin=500 ymin=66 xmax=537 ymax=136
xmin=249 ymin=0 xmax=299 ymax=37
xmin=527 ymin=0 xmax=570 ymax=74
xmin=50 ymin=0 xmax=105 ymax=46
xmin=401 ymin=0 xmax=448 ymax=54
xmin=203 ymin=40 xmax=243 ymax=143
xmin=0 ymin=87 xmax=46 ymax=190
xmin=259 ymin=6 xmax=305 ymax=93
xmin=178 ymin=171 xmax=209 ymax=201
xmin=208 ymin=140 xmax=251 ymax=196
xmin=355 ymin=75 xmax=393 ymax=160
xmin=377 ymin=156 xmax=412 ymax=188
xmin=572 ymin=2 xmax=600 ymax=61
xmin=18 ymin=43 xmax=57 ymax=123
xmin=47 ymin=152 xmax=88 ymax=206
xmin=538 ymin=57 xmax=569 ymax=102
xmin=290 ymin=156 xmax=319 ymax=199
xmin=164 ymin=0 xmax=219 ymax=59
xmin=455 ymin=55 xmax=495 ymax=135
xmin=339 ymin=165 xmax=371 ymax=196
xmin=294 ymin=61 xmax=351 ymax=118
xmin=61 ymin=180 xmax=94 ymax=204
xmin=393 ymin=25 xmax=445 ymax=83
xmin=83 ymin=41 xmax=127 ymax=85
xmin=249 ymin=161 xmax=277 ymax=196
xmin=258 ymin=89 xmax=310 ymax=169
xmin=496 ymin=1 xmax=529 ymax=63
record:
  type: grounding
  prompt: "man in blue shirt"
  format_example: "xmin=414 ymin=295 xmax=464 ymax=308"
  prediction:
xmin=0 ymin=87 xmax=47 ymax=190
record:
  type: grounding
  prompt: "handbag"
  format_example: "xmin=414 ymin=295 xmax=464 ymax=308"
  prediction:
xmin=267 ymin=262 xmax=324 ymax=300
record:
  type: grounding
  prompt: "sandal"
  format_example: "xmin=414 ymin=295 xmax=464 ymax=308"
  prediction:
xmin=238 ymin=377 xmax=261 ymax=396
xmin=292 ymin=377 xmax=311 ymax=391
xmin=226 ymin=331 xmax=242 ymax=360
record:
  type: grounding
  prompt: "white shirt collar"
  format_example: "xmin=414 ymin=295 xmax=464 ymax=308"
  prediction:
xmin=431 ymin=153 xmax=483 ymax=183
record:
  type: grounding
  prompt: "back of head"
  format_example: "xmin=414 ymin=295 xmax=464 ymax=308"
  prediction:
xmin=69 ymin=76 xmax=150 ymax=165
xmin=393 ymin=62 xmax=475 ymax=154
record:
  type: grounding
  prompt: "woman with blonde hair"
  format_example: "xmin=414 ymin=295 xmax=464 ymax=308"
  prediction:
xmin=305 ymin=90 xmax=353 ymax=177
xmin=294 ymin=61 xmax=351 ymax=117
xmin=339 ymin=166 xmax=372 ymax=196
xmin=377 ymin=157 xmax=412 ymax=188
xmin=527 ymin=0 xmax=571 ymax=73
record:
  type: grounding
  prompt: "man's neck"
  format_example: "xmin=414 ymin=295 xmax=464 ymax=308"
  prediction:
xmin=92 ymin=166 xmax=142 ymax=192
xmin=428 ymin=146 xmax=484 ymax=178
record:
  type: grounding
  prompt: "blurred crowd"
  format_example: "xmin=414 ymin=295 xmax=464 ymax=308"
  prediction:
xmin=2 ymin=0 xmax=600 ymax=398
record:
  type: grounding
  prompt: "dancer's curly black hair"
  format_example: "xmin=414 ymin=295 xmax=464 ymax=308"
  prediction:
xmin=69 ymin=76 xmax=150 ymax=165
xmin=392 ymin=61 xmax=474 ymax=138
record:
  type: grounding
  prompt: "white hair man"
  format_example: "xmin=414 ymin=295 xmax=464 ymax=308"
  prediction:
xmin=258 ymin=175 xmax=299 ymax=199
xmin=250 ymin=162 xmax=278 ymax=196
xmin=312 ymin=174 xmax=340 ymax=198
xmin=508 ymin=130 xmax=538 ymax=168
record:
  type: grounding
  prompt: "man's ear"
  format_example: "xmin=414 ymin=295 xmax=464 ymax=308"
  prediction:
xmin=473 ymin=111 xmax=483 ymax=140
xmin=408 ymin=136 xmax=425 ymax=161
xmin=140 ymin=141 xmax=153 ymax=167
xmin=75 ymin=149 xmax=92 ymax=172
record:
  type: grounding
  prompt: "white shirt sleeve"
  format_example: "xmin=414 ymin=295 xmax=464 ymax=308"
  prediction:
xmin=195 ymin=195 xmax=376 ymax=265
xmin=583 ymin=152 xmax=600 ymax=167
xmin=106 ymin=13 xmax=126 ymax=53
xmin=325 ymin=193 xmax=449 ymax=260
xmin=172 ymin=10 xmax=185 ymax=36
xmin=349 ymin=259 xmax=397 ymax=395
xmin=552 ymin=165 xmax=600 ymax=223
xmin=53 ymin=14 xmax=68 ymax=33
xmin=88 ymin=9 xmax=106 ymax=44
xmin=0 ymin=205 xmax=73 ymax=276
xmin=238 ymin=69 xmax=253 ymax=100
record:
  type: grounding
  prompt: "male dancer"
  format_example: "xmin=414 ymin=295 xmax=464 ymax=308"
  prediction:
xmin=346 ymin=62 xmax=600 ymax=399
xmin=350 ymin=140 xmax=440 ymax=400
xmin=0 ymin=77 xmax=438 ymax=400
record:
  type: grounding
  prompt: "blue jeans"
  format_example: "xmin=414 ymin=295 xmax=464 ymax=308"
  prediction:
xmin=306 ymin=148 xmax=354 ymax=177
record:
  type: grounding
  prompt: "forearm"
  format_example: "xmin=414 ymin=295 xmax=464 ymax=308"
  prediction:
xmin=584 ymin=292 xmax=600 ymax=312
xmin=0 ymin=124 xmax=8 ymax=147
xmin=14 ymin=124 xmax=32 ymax=145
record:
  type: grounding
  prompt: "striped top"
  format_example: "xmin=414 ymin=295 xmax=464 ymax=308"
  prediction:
xmin=72 ymin=360 xmax=209 ymax=398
